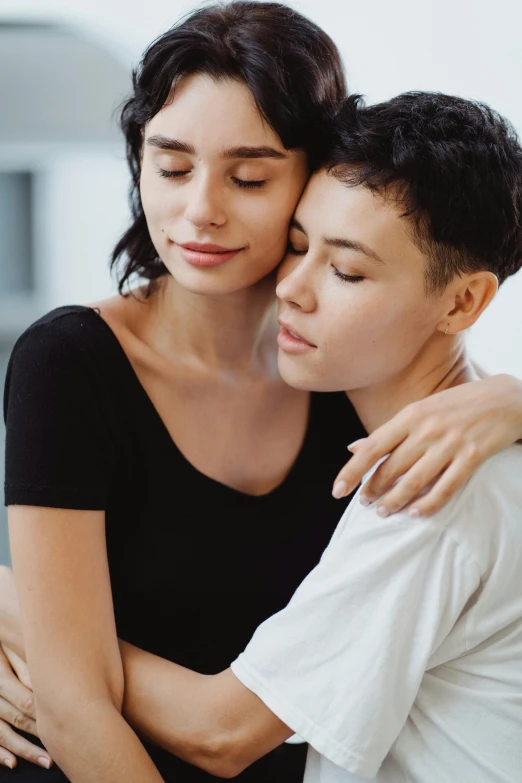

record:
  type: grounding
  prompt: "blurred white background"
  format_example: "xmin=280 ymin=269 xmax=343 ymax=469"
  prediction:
xmin=1 ymin=0 xmax=521 ymax=563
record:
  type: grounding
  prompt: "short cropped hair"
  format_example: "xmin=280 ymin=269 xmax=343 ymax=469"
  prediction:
xmin=327 ymin=92 xmax=522 ymax=292
xmin=112 ymin=1 xmax=346 ymax=292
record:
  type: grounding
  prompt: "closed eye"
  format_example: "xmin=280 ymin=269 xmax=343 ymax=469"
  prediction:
xmin=158 ymin=169 xmax=267 ymax=190
xmin=286 ymin=241 xmax=307 ymax=256
xmin=231 ymin=177 xmax=267 ymax=190
xmin=158 ymin=168 xmax=190 ymax=179
xmin=333 ymin=266 xmax=364 ymax=283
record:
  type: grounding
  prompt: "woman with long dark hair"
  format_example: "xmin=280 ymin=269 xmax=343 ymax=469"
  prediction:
xmin=1 ymin=3 xmax=522 ymax=781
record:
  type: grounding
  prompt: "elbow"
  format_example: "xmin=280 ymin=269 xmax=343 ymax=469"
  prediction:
xmin=178 ymin=733 xmax=250 ymax=779
xmin=196 ymin=750 xmax=247 ymax=779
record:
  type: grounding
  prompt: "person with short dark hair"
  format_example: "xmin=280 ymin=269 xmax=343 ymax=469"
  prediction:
xmin=229 ymin=92 xmax=522 ymax=781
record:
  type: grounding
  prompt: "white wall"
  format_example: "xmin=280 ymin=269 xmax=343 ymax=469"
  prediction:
xmin=34 ymin=151 xmax=130 ymax=308
xmin=1 ymin=0 xmax=521 ymax=374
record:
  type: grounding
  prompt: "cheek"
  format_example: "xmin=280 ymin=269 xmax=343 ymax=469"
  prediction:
xmin=242 ymin=197 xmax=293 ymax=255
xmin=140 ymin=163 xmax=186 ymax=228
xmin=140 ymin=168 xmax=165 ymax=225
xmin=249 ymin=175 xmax=305 ymax=236
xmin=319 ymin=289 xmax=427 ymax=376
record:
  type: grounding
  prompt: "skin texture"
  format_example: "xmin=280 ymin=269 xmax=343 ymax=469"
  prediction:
xmin=1 ymin=168 xmax=520 ymax=777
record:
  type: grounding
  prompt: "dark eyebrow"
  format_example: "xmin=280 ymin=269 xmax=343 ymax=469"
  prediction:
xmin=323 ymin=236 xmax=385 ymax=265
xmin=221 ymin=145 xmax=287 ymax=160
xmin=146 ymin=136 xmax=287 ymax=160
xmin=290 ymin=219 xmax=385 ymax=265
xmin=146 ymin=136 xmax=195 ymax=154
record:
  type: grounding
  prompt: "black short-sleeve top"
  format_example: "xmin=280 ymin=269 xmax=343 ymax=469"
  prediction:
xmin=3 ymin=306 xmax=366 ymax=782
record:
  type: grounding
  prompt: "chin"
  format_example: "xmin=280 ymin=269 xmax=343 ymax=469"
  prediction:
xmin=167 ymin=260 xmax=277 ymax=297
xmin=278 ymin=353 xmax=337 ymax=392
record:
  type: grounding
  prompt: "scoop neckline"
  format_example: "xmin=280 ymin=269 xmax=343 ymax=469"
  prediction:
xmin=73 ymin=304 xmax=314 ymax=501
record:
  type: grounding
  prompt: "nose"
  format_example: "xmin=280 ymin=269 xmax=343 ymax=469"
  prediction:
xmin=184 ymin=173 xmax=227 ymax=229
xmin=276 ymin=254 xmax=317 ymax=313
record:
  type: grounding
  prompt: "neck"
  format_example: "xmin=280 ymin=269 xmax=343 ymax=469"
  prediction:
xmin=137 ymin=273 xmax=279 ymax=374
xmin=347 ymin=334 xmax=478 ymax=434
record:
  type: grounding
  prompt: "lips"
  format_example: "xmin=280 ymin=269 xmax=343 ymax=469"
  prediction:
xmin=180 ymin=242 xmax=239 ymax=253
xmin=277 ymin=318 xmax=316 ymax=352
xmin=177 ymin=242 xmax=243 ymax=268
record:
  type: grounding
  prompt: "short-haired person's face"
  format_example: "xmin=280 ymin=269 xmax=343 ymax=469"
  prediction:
xmin=140 ymin=73 xmax=309 ymax=296
xmin=276 ymin=169 xmax=463 ymax=393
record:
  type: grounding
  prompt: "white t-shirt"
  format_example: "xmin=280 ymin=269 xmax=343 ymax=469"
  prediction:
xmin=231 ymin=445 xmax=522 ymax=782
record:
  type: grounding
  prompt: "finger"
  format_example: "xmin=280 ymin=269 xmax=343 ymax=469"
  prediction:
xmin=0 ymin=696 xmax=38 ymax=736
xmin=0 ymin=719 xmax=52 ymax=769
xmin=346 ymin=438 xmax=367 ymax=452
xmin=334 ymin=417 xmax=415 ymax=498
xmin=0 ymin=745 xmax=16 ymax=770
xmin=2 ymin=647 xmax=32 ymax=691
xmin=368 ymin=448 xmax=455 ymax=517
xmin=360 ymin=439 xmax=426 ymax=504
xmin=352 ymin=412 xmax=412 ymax=459
xmin=332 ymin=451 xmax=379 ymax=498
xmin=333 ymin=439 xmax=405 ymax=499
xmin=0 ymin=653 xmax=36 ymax=721
xmin=406 ymin=458 xmax=476 ymax=518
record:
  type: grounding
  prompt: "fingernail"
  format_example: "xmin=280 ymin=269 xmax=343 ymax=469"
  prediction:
xmin=332 ymin=480 xmax=347 ymax=499
xmin=4 ymin=759 xmax=14 ymax=769
xmin=409 ymin=507 xmax=421 ymax=518
xmin=38 ymin=756 xmax=51 ymax=769
xmin=347 ymin=439 xmax=364 ymax=452
xmin=376 ymin=504 xmax=389 ymax=518
xmin=359 ymin=494 xmax=371 ymax=507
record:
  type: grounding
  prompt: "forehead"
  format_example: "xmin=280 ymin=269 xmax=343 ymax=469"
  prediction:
xmin=145 ymin=73 xmax=280 ymax=148
xmin=295 ymin=170 xmax=424 ymax=261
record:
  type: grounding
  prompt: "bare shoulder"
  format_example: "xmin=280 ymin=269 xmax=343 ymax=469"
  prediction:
xmin=88 ymin=287 xmax=152 ymax=347
xmin=88 ymin=287 xmax=144 ymax=326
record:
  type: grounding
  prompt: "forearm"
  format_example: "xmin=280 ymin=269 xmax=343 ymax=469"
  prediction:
xmin=0 ymin=566 xmax=25 ymax=657
xmin=40 ymin=698 xmax=165 ymax=783
xmin=119 ymin=641 xmax=290 ymax=777
xmin=119 ymin=641 xmax=228 ymax=773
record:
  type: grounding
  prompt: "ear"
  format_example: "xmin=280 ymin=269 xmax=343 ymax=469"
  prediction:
xmin=437 ymin=271 xmax=498 ymax=335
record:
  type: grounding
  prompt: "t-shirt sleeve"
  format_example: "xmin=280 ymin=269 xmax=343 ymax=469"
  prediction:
xmin=4 ymin=315 xmax=119 ymax=510
xmin=231 ymin=496 xmax=481 ymax=778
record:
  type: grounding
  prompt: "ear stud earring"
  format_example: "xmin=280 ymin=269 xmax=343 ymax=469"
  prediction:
xmin=444 ymin=325 xmax=450 ymax=335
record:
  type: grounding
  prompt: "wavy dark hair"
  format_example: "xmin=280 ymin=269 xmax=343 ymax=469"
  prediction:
xmin=111 ymin=1 xmax=347 ymax=293
xmin=327 ymin=92 xmax=522 ymax=292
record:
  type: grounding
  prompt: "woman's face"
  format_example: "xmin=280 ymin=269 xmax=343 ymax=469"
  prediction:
xmin=276 ymin=169 xmax=456 ymax=393
xmin=140 ymin=73 xmax=308 ymax=296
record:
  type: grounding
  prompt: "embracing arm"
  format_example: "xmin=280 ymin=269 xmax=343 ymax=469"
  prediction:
xmin=119 ymin=641 xmax=290 ymax=778
xmin=9 ymin=506 xmax=164 ymax=783
xmin=333 ymin=373 xmax=522 ymax=516
xmin=0 ymin=567 xmax=283 ymax=776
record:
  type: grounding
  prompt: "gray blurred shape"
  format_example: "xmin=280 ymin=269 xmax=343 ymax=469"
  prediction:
xmin=0 ymin=172 xmax=33 ymax=295
xmin=0 ymin=22 xmax=130 ymax=145
xmin=0 ymin=346 xmax=10 ymax=566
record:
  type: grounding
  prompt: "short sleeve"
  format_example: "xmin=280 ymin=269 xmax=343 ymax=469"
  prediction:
xmin=231 ymin=498 xmax=481 ymax=778
xmin=4 ymin=312 xmax=119 ymax=510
